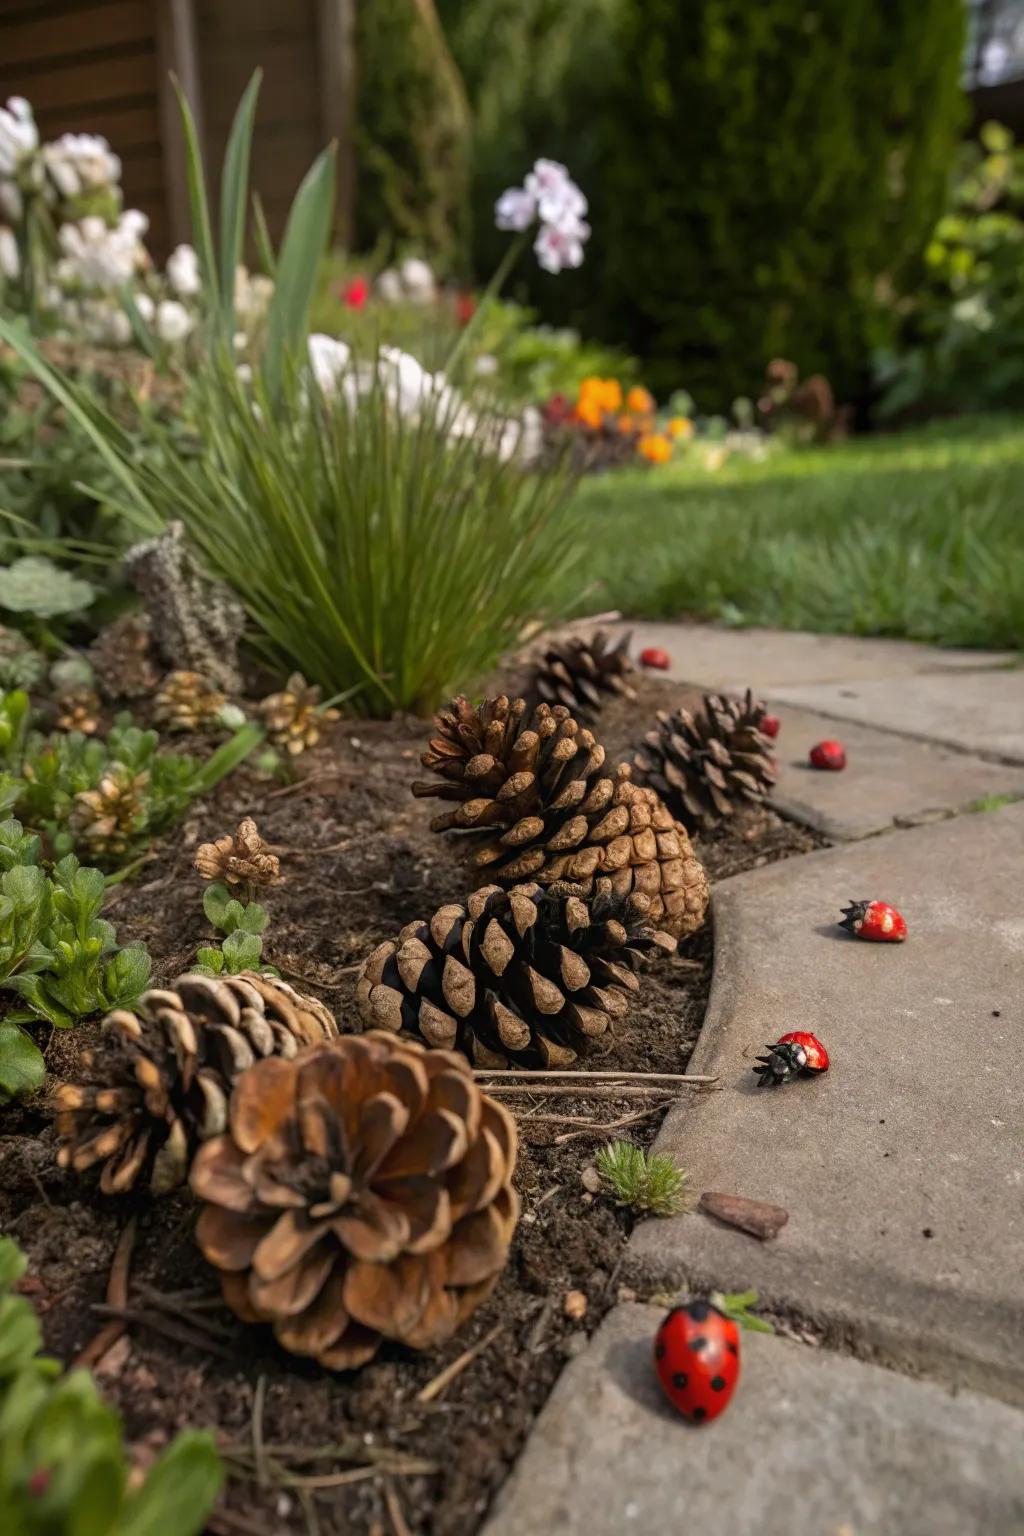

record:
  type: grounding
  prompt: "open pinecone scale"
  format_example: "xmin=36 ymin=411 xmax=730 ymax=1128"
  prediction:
xmin=412 ymin=695 xmax=708 ymax=939
xmin=53 ymin=972 xmax=337 ymax=1195
xmin=357 ymin=879 xmax=677 ymax=1067
xmin=633 ymin=689 xmax=779 ymax=828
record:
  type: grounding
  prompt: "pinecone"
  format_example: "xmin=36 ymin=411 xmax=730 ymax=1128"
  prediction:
xmin=69 ymin=766 xmax=150 ymax=860
xmin=53 ymin=972 xmax=338 ymax=1195
xmin=530 ymin=628 xmax=636 ymax=720
xmin=55 ymin=687 xmax=101 ymax=735
xmin=190 ymin=1032 xmax=518 ymax=1367
xmin=411 ymin=696 xmax=709 ymax=939
xmin=357 ymin=878 xmax=676 ymax=1067
xmin=194 ymin=817 xmax=281 ymax=888
xmin=88 ymin=613 xmax=158 ymax=701
xmin=632 ymin=689 xmax=779 ymax=828
xmin=259 ymin=673 xmax=339 ymax=756
xmin=153 ymin=670 xmax=226 ymax=732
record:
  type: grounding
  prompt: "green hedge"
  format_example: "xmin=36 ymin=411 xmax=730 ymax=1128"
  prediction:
xmin=602 ymin=0 xmax=967 ymax=403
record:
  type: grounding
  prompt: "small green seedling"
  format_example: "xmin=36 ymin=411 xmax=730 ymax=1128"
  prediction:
xmin=595 ymin=1141 xmax=692 ymax=1218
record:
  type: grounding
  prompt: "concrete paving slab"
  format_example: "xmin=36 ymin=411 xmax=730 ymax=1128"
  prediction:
xmin=770 ymin=706 xmax=1024 ymax=839
xmin=767 ymin=669 xmax=1024 ymax=763
xmin=483 ymin=1306 xmax=1024 ymax=1536
xmin=630 ymin=803 xmax=1024 ymax=1401
xmin=614 ymin=621 xmax=1017 ymax=691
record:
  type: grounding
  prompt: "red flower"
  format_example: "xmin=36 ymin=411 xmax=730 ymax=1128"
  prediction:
xmin=342 ymin=276 xmax=369 ymax=310
xmin=542 ymin=392 xmax=572 ymax=425
xmin=454 ymin=290 xmax=477 ymax=327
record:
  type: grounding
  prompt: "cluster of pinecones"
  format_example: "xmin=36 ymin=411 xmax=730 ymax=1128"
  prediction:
xmin=52 ymin=627 xmax=777 ymax=1373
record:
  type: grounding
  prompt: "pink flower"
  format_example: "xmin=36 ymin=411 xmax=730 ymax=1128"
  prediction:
xmin=534 ymin=219 xmax=589 ymax=274
xmin=495 ymin=187 xmax=536 ymax=232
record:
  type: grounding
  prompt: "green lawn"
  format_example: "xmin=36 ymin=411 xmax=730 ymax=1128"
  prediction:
xmin=564 ymin=416 xmax=1024 ymax=651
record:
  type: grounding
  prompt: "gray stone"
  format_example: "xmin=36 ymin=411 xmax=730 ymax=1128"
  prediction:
xmin=614 ymin=621 xmax=1017 ymax=691
xmin=483 ymin=1306 xmax=1024 ymax=1536
xmin=767 ymin=669 xmax=1024 ymax=763
xmin=631 ymin=803 xmax=1024 ymax=1400
xmin=770 ymin=706 xmax=1024 ymax=839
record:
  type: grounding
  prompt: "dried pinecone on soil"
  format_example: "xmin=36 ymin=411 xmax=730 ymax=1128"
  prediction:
xmin=53 ymin=972 xmax=337 ymax=1195
xmin=357 ymin=878 xmax=676 ymax=1067
xmin=633 ymin=689 xmax=779 ymax=828
xmin=190 ymin=1031 xmax=518 ymax=1367
xmin=69 ymin=766 xmax=149 ymax=861
xmin=88 ymin=612 xmax=159 ymax=701
xmin=153 ymin=669 xmax=226 ymax=732
xmin=412 ymin=696 xmax=708 ymax=939
xmin=530 ymin=628 xmax=636 ymax=720
xmin=259 ymin=673 xmax=340 ymax=756
xmin=194 ymin=817 xmax=281 ymax=888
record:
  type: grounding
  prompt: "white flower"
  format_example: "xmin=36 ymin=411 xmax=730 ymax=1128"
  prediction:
xmin=495 ymin=187 xmax=536 ymax=232
xmin=951 ymin=295 xmax=994 ymax=332
xmin=308 ymin=333 xmax=352 ymax=393
xmin=0 ymin=183 xmax=22 ymax=222
xmin=534 ymin=218 xmax=589 ymax=274
xmin=134 ymin=292 xmax=155 ymax=322
xmin=155 ymin=299 xmax=193 ymax=343
xmin=400 ymin=256 xmax=436 ymax=303
xmin=0 ymin=98 xmax=39 ymax=178
xmin=474 ymin=353 xmax=499 ymax=378
xmin=525 ymin=158 xmax=572 ymax=201
xmin=166 ymin=243 xmax=201 ymax=296
xmin=57 ymin=210 xmax=148 ymax=291
xmin=234 ymin=264 xmax=274 ymax=323
xmin=99 ymin=305 xmax=132 ymax=347
xmin=375 ymin=268 xmax=403 ymax=304
xmin=537 ymin=177 xmax=587 ymax=230
xmin=43 ymin=132 xmax=120 ymax=199
xmin=0 ymin=225 xmax=18 ymax=280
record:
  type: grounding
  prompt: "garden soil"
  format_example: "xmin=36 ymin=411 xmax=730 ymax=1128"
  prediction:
xmin=0 ymin=676 xmax=823 ymax=1535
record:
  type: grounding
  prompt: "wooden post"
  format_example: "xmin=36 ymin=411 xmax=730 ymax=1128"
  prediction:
xmin=317 ymin=0 xmax=358 ymax=246
xmin=156 ymin=0 xmax=205 ymax=250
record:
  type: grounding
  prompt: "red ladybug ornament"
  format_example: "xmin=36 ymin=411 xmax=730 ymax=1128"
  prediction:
xmin=839 ymin=900 xmax=907 ymax=942
xmin=809 ymin=739 xmax=846 ymax=770
xmin=761 ymin=714 xmax=781 ymax=739
xmin=654 ymin=1299 xmax=740 ymax=1423
xmin=639 ymin=646 xmax=671 ymax=670
xmin=754 ymin=1030 xmax=829 ymax=1086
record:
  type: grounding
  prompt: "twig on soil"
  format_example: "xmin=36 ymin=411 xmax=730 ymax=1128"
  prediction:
xmin=474 ymin=1069 xmax=717 ymax=1085
xmin=384 ymin=1480 xmax=414 ymax=1536
xmin=267 ymin=839 xmax=351 ymax=857
xmin=252 ymin=1374 xmax=269 ymax=1488
xmin=91 ymin=1303 xmax=236 ymax=1359
xmin=220 ymin=1442 xmax=436 ymax=1472
xmin=484 ymin=1084 xmax=675 ymax=1101
xmin=133 ymin=1283 xmax=238 ymax=1339
xmin=416 ymin=1323 xmax=504 ymax=1405
xmin=553 ymin=1103 xmax=667 ymax=1146
xmin=73 ymin=1217 xmax=136 ymax=1370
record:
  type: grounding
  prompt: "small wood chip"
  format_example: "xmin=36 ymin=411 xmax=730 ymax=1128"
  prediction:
xmin=563 ymin=1290 xmax=588 ymax=1321
xmin=581 ymin=1164 xmax=602 ymax=1194
xmin=698 ymin=1190 xmax=789 ymax=1240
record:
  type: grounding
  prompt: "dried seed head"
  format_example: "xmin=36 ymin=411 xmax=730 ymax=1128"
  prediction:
xmin=194 ymin=816 xmax=282 ymax=888
xmin=153 ymin=670 xmax=226 ymax=732
xmin=259 ymin=673 xmax=340 ymax=756
xmin=55 ymin=687 xmax=101 ymax=735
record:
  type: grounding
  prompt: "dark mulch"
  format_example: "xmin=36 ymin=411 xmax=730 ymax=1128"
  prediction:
xmin=0 ymin=673 xmax=823 ymax=1535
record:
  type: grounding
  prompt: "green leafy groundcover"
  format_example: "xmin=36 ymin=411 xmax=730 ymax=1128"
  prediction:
xmin=0 ymin=1238 xmax=222 ymax=1535
xmin=567 ymin=416 xmax=1024 ymax=651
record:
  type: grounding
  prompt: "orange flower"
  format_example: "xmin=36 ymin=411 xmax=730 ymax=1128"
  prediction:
xmin=574 ymin=396 xmax=605 ymax=430
xmin=616 ymin=414 xmax=636 ymax=435
xmin=667 ymin=416 xmax=693 ymax=439
xmin=638 ymin=432 xmax=673 ymax=464
xmin=626 ymin=386 xmax=655 ymax=415
xmin=578 ymin=376 xmax=623 ymax=414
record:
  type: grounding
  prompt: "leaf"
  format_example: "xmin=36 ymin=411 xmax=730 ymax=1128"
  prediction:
xmin=237 ymin=902 xmax=268 ymax=935
xmin=221 ymin=930 xmax=263 ymax=972
xmin=0 ymin=1292 xmax=44 ymax=1378
xmin=0 ymin=557 xmax=94 ymax=618
xmin=262 ymin=143 xmax=337 ymax=398
xmin=202 ymin=882 xmax=233 ymax=929
xmin=4 ymin=974 xmax=75 ymax=1030
xmin=0 ymin=1235 xmax=27 ymax=1288
xmin=219 ymin=899 xmax=247 ymax=935
xmin=0 ymin=1019 xmax=45 ymax=1100
xmin=218 ymin=71 xmax=263 ymax=335
xmin=172 ymin=77 xmax=220 ymax=319
xmin=104 ymin=944 xmax=152 ymax=1006
xmin=115 ymin=1430 xmax=223 ymax=1536
xmin=194 ymin=947 xmax=225 ymax=975
xmin=192 ymin=724 xmax=263 ymax=795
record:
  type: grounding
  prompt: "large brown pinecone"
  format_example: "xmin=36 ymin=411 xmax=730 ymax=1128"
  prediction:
xmin=190 ymin=1032 xmax=518 ymax=1368
xmin=530 ymin=628 xmax=636 ymax=721
xmin=53 ymin=972 xmax=337 ymax=1195
xmin=357 ymin=879 xmax=676 ymax=1067
xmin=633 ymin=689 xmax=779 ymax=829
xmin=411 ymin=696 xmax=708 ymax=939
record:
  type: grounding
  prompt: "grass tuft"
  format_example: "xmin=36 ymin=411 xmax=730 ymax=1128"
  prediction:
xmin=595 ymin=1140 xmax=691 ymax=1217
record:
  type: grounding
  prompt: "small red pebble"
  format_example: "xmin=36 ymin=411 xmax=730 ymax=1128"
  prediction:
xmin=754 ymin=1030 xmax=830 ymax=1086
xmin=809 ymin=739 xmax=846 ymax=770
xmin=839 ymin=900 xmax=907 ymax=942
xmin=654 ymin=1299 xmax=740 ymax=1423
xmin=639 ymin=646 xmax=671 ymax=670
xmin=761 ymin=714 xmax=780 ymax=739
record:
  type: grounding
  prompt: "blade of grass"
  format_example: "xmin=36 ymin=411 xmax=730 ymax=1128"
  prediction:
xmin=218 ymin=71 xmax=263 ymax=334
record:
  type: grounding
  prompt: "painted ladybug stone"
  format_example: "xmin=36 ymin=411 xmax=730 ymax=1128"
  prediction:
xmin=761 ymin=714 xmax=781 ymax=739
xmin=654 ymin=1300 xmax=740 ymax=1423
xmin=754 ymin=1031 xmax=829 ymax=1086
xmin=809 ymin=739 xmax=846 ymax=770
xmin=839 ymin=900 xmax=907 ymax=942
xmin=639 ymin=646 xmax=671 ymax=670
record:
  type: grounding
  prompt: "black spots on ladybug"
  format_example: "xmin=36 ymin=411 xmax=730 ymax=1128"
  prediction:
xmin=725 ymin=1341 xmax=739 ymax=1356
xmin=690 ymin=1407 xmax=707 ymax=1422
xmin=671 ymin=1372 xmax=688 ymax=1390
xmin=710 ymin=1375 xmax=727 ymax=1392
xmin=688 ymin=1335 xmax=708 ymax=1352
xmin=686 ymin=1301 xmax=711 ymax=1322
xmin=654 ymin=1341 xmax=666 ymax=1360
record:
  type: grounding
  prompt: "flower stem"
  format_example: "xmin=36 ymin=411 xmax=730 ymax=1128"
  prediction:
xmin=442 ymin=232 xmax=527 ymax=382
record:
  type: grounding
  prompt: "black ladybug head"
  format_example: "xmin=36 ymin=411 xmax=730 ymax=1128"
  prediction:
xmin=838 ymin=900 xmax=870 ymax=936
xmin=753 ymin=1040 xmax=807 ymax=1086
